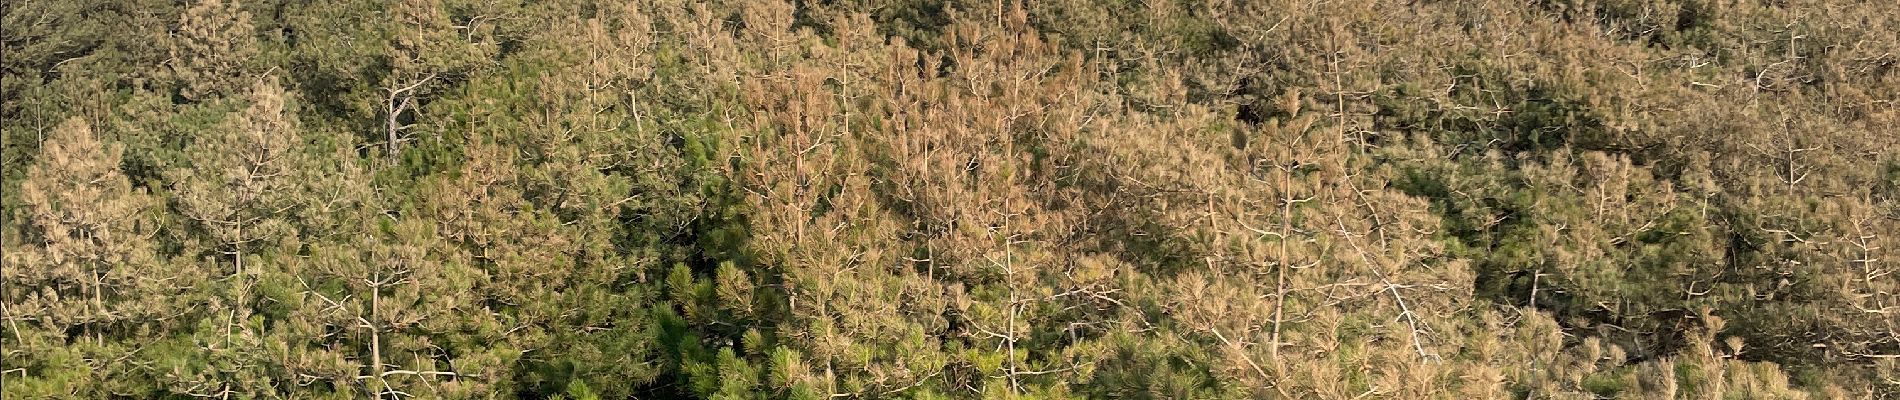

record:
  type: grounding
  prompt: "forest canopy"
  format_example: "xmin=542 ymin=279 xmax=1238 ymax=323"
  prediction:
xmin=2 ymin=0 xmax=1897 ymax=398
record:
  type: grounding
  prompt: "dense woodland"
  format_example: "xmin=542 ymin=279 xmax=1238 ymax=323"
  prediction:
xmin=3 ymin=0 xmax=1898 ymax=398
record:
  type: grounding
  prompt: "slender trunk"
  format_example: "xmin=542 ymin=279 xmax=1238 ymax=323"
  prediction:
xmin=92 ymin=267 xmax=105 ymax=319
xmin=235 ymin=223 xmax=245 ymax=277
xmin=1270 ymin=164 xmax=1290 ymax=372
xmin=370 ymin=273 xmax=386 ymax=397
xmin=1530 ymin=270 xmax=1540 ymax=309
xmin=92 ymin=266 xmax=104 ymax=343
xmin=1 ymin=302 xmax=24 ymax=347
xmin=1005 ymin=290 xmax=1020 ymax=393
xmin=387 ymin=94 xmax=399 ymax=161
xmin=630 ymin=89 xmax=644 ymax=132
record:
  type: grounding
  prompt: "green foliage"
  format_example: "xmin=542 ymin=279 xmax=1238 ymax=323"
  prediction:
xmin=5 ymin=0 xmax=1897 ymax=398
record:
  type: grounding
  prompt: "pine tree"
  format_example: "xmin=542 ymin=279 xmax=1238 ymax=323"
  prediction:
xmin=168 ymin=0 xmax=259 ymax=102
xmin=289 ymin=214 xmax=493 ymax=398
xmin=146 ymin=77 xmax=316 ymax=397
xmin=171 ymin=78 xmax=303 ymax=281
xmin=3 ymin=118 xmax=196 ymax=396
